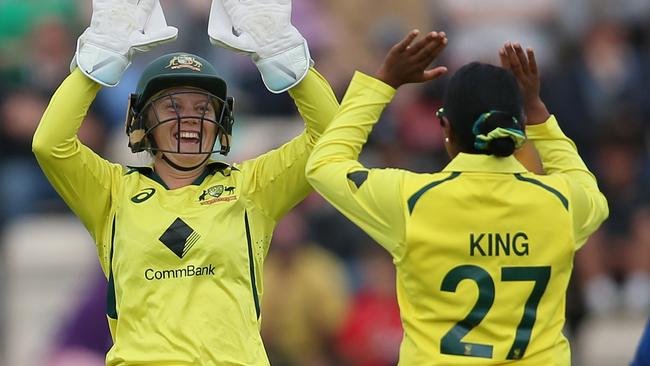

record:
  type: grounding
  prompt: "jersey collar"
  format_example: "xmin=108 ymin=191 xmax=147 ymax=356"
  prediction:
xmin=441 ymin=153 xmax=528 ymax=174
xmin=126 ymin=161 xmax=235 ymax=189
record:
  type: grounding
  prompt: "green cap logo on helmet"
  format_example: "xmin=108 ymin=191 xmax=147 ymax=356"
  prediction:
xmin=165 ymin=55 xmax=203 ymax=72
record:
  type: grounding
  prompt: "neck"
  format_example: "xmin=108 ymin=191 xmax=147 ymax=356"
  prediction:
xmin=153 ymin=154 xmax=207 ymax=189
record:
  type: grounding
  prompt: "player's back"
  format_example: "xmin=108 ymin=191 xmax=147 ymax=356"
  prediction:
xmin=398 ymin=162 xmax=574 ymax=365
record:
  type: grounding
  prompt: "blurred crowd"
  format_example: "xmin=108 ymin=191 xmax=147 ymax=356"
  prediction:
xmin=1 ymin=0 xmax=650 ymax=365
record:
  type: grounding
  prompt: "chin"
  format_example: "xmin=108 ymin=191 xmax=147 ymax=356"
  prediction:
xmin=164 ymin=152 xmax=210 ymax=168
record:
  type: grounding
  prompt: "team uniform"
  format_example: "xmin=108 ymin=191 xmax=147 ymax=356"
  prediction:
xmin=32 ymin=67 xmax=338 ymax=365
xmin=306 ymin=72 xmax=609 ymax=365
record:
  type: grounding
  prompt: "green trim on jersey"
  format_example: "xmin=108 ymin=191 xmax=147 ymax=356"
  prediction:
xmin=107 ymin=216 xmax=118 ymax=319
xmin=245 ymin=211 xmax=261 ymax=319
xmin=514 ymin=173 xmax=569 ymax=210
xmin=407 ymin=172 xmax=461 ymax=214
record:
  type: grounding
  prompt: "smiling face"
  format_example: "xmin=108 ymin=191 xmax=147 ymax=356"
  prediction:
xmin=145 ymin=87 xmax=221 ymax=168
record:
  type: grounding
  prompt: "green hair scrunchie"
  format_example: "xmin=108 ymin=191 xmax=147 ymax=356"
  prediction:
xmin=472 ymin=111 xmax=526 ymax=151
xmin=475 ymin=127 xmax=526 ymax=150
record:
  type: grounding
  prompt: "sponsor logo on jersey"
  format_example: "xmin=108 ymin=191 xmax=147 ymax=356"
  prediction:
xmin=159 ymin=218 xmax=201 ymax=258
xmin=131 ymin=188 xmax=156 ymax=203
xmin=165 ymin=55 xmax=203 ymax=72
xmin=198 ymin=185 xmax=237 ymax=205
xmin=144 ymin=263 xmax=216 ymax=281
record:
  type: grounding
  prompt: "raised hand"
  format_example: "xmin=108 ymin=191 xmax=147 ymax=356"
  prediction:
xmin=209 ymin=0 xmax=310 ymax=93
xmin=499 ymin=43 xmax=549 ymax=125
xmin=75 ymin=0 xmax=177 ymax=87
xmin=375 ymin=30 xmax=448 ymax=89
xmin=220 ymin=0 xmax=299 ymax=58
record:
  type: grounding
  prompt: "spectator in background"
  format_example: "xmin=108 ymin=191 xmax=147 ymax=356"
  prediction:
xmin=24 ymin=18 xmax=76 ymax=94
xmin=300 ymin=192 xmax=373 ymax=262
xmin=576 ymin=121 xmax=650 ymax=315
xmin=318 ymin=0 xmax=433 ymax=94
xmin=435 ymin=0 xmax=560 ymax=69
xmin=336 ymin=243 xmax=402 ymax=366
xmin=544 ymin=22 xmax=649 ymax=160
xmin=0 ymin=90 xmax=107 ymax=226
xmin=0 ymin=9 xmax=109 ymax=228
xmin=0 ymin=1 xmax=79 ymax=91
xmin=262 ymin=209 xmax=349 ymax=366
xmin=0 ymin=91 xmax=53 ymax=224
xmin=47 ymin=271 xmax=111 ymax=366
xmin=543 ymin=21 xmax=650 ymax=317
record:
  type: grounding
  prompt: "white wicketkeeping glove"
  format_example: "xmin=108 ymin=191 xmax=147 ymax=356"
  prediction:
xmin=72 ymin=0 xmax=178 ymax=87
xmin=208 ymin=0 xmax=311 ymax=93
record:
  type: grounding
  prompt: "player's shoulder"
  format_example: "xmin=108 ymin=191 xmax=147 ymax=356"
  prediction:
xmin=402 ymin=170 xmax=461 ymax=189
xmin=517 ymin=171 xmax=570 ymax=193
xmin=513 ymin=171 xmax=573 ymax=211
xmin=402 ymin=170 xmax=462 ymax=202
xmin=124 ymin=165 xmax=149 ymax=176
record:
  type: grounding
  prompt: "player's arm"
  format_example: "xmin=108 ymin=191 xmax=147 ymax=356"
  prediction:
xmin=306 ymin=31 xmax=448 ymax=257
xmin=305 ymin=72 xmax=408 ymax=256
xmin=495 ymin=43 xmax=544 ymax=175
xmin=238 ymin=67 xmax=339 ymax=221
xmin=32 ymin=0 xmax=175 ymax=268
xmin=210 ymin=0 xmax=339 ymax=222
xmin=527 ymin=117 xmax=608 ymax=248
xmin=500 ymin=43 xmax=608 ymax=248
xmin=32 ymin=69 xmax=121 ymax=242
xmin=288 ymin=67 xmax=339 ymax=143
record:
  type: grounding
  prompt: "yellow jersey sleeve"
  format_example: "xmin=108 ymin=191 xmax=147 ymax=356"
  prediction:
xmin=32 ymin=69 xmax=123 ymax=273
xmin=238 ymin=68 xmax=339 ymax=223
xmin=306 ymin=71 xmax=406 ymax=257
xmin=526 ymin=117 xmax=609 ymax=249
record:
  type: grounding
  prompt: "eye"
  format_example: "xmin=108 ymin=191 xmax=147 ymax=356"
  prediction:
xmin=158 ymin=100 xmax=175 ymax=111
xmin=196 ymin=103 xmax=214 ymax=114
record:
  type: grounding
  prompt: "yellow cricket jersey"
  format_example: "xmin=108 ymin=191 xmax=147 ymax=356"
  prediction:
xmin=32 ymin=68 xmax=338 ymax=366
xmin=306 ymin=72 xmax=609 ymax=365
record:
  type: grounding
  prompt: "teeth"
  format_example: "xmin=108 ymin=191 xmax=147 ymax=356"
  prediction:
xmin=178 ymin=131 xmax=200 ymax=139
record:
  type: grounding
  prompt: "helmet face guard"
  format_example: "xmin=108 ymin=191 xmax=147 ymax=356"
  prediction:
xmin=124 ymin=53 xmax=234 ymax=157
xmin=125 ymin=90 xmax=235 ymax=156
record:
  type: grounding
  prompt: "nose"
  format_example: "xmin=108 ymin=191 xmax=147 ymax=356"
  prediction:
xmin=179 ymin=116 xmax=201 ymax=126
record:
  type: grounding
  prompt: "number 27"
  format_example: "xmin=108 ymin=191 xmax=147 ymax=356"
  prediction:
xmin=440 ymin=265 xmax=551 ymax=360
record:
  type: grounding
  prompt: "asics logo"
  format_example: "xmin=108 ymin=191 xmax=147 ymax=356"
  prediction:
xmin=131 ymin=188 xmax=156 ymax=203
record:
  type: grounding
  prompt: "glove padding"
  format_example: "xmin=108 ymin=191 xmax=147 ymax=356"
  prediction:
xmin=208 ymin=0 xmax=311 ymax=93
xmin=72 ymin=0 xmax=177 ymax=87
xmin=207 ymin=0 xmax=256 ymax=54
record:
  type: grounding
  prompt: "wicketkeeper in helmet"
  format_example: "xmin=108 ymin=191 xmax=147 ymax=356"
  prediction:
xmin=32 ymin=0 xmax=338 ymax=364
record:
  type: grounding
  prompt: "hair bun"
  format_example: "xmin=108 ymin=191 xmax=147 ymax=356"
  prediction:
xmin=487 ymin=137 xmax=516 ymax=157
xmin=481 ymin=111 xmax=520 ymax=131
xmin=472 ymin=110 xmax=525 ymax=156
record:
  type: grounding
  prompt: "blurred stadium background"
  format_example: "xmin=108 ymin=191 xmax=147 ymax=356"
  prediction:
xmin=1 ymin=0 xmax=650 ymax=365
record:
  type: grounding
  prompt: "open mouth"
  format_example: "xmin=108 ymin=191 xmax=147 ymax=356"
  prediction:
xmin=174 ymin=131 xmax=202 ymax=144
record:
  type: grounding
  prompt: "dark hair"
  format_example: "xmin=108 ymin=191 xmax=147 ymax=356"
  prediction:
xmin=442 ymin=62 xmax=524 ymax=157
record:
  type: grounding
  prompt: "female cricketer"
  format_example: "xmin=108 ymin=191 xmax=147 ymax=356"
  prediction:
xmin=32 ymin=0 xmax=338 ymax=364
xmin=306 ymin=30 xmax=609 ymax=365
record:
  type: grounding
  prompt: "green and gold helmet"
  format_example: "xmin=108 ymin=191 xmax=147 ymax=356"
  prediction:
xmin=125 ymin=52 xmax=234 ymax=155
